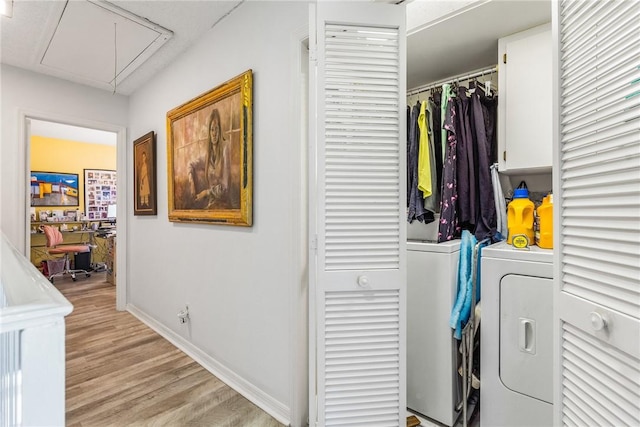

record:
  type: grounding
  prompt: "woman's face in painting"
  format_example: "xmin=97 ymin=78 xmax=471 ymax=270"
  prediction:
xmin=209 ymin=115 xmax=220 ymax=146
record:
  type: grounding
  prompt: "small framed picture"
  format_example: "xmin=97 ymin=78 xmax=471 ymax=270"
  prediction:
xmin=133 ymin=131 xmax=157 ymax=215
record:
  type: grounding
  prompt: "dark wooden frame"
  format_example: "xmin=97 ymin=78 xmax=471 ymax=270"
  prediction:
xmin=133 ymin=131 xmax=157 ymax=215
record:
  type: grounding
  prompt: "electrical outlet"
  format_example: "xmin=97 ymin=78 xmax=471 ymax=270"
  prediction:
xmin=177 ymin=305 xmax=189 ymax=324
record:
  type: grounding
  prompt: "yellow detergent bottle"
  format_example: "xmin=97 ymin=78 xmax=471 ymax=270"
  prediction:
xmin=507 ymin=187 xmax=535 ymax=247
xmin=536 ymin=193 xmax=553 ymax=249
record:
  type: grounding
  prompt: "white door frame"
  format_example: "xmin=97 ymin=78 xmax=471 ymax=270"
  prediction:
xmin=289 ymin=24 xmax=311 ymax=427
xmin=20 ymin=109 xmax=128 ymax=311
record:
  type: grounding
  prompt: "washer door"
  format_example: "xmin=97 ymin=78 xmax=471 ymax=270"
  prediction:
xmin=500 ymin=274 xmax=553 ymax=403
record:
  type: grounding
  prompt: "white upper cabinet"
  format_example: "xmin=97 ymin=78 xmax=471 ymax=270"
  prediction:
xmin=498 ymin=23 xmax=552 ymax=174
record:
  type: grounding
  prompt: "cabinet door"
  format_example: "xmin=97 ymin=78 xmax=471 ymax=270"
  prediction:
xmin=554 ymin=1 xmax=640 ymax=425
xmin=498 ymin=23 xmax=552 ymax=174
xmin=309 ymin=3 xmax=407 ymax=426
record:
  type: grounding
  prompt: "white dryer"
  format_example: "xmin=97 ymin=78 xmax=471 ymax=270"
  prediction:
xmin=480 ymin=242 xmax=554 ymax=427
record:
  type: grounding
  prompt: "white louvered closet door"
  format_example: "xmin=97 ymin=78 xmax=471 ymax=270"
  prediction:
xmin=555 ymin=1 xmax=640 ymax=425
xmin=309 ymin=3 xmax=406 ymax=426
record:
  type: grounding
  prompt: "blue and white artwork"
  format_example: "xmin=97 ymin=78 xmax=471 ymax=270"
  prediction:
xmin=30 ymin=171 xmax=79 ymax=207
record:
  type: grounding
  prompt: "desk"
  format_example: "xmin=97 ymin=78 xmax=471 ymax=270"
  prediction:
xmin=30 ymin=223 xmax=104 ymax=269
xmin=106 ymin=235 xmax=116 ymax=285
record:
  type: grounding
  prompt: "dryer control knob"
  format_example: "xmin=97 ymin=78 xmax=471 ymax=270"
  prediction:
xmin=357 ymin=275 xmax=369 ymax=288
xmin=590 ymin=312 xmax=608 ymax=331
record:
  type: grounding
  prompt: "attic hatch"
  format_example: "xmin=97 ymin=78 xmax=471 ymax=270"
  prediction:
xmin=41 ymin=0 xmax=172 ymax=88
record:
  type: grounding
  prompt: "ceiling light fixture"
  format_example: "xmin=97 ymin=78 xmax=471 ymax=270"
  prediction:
xmin=1 ymin=0 xmax=14 ymax=18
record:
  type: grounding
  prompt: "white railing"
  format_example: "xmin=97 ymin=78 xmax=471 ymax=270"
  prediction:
xmin=0 ymin=232 xmax=73 ymax=427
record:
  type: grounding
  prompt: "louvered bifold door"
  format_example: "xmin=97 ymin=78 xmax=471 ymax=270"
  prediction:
xmin=555 ymin=1 xmax=640 ymax=425
xmin=309 ymin=4 xmax=406 ymax=427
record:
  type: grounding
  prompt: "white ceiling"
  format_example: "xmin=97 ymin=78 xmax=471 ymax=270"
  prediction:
xmin=2 ymin=0 xmax=552 ymax=96
xmin=5 ymin=0 xmax=550 ymax=143
xmin=1 ymin=0 xmax=243 ymax=95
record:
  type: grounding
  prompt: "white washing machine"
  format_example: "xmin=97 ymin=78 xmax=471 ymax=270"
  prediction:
xmin=481 ymin=242 xmax=554 ymax=427
xmin=407 ymin=240 xmax=461 ymax=426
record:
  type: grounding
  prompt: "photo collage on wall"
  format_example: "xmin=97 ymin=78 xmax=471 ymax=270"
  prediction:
xmin=84 ymin=169 xmax=117 ymax=220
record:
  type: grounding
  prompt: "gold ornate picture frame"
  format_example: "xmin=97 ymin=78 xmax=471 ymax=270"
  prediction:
xmin=166 ymin=70 xmax=253 ymax=226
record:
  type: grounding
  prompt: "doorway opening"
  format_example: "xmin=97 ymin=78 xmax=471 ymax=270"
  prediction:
xmin=22 ymin=112 xmax=128 ymax=310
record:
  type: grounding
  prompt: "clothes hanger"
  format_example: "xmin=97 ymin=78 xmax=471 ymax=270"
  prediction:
xmin=483 ymin=71 xmax=492 ymax=96
xmin=468 ymin=78 xmax=478 ymax=95
xmin=485 ymin=69 xmax=495 ymax=96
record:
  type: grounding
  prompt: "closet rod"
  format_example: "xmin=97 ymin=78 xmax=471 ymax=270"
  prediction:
xmin=407 ymin=65 xmax=498 ymax=97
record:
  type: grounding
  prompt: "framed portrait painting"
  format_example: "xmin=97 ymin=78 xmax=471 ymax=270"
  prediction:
xmin=167 ymin=69 xmax=253 ymax=226
xmin=133 ymin=131 xmax=157 ymax=215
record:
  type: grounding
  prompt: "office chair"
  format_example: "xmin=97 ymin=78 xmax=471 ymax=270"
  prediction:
xmin=42 ymin=225 xmax=92 ymax=283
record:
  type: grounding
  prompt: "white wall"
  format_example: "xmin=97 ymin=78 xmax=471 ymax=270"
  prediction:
xmin=0 ymin=64 xmax=128 ymax=251
xmin=127 ymin=2 xmax=308 ymax=425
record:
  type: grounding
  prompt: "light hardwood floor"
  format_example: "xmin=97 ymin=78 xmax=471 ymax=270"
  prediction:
xmin=57 ymin=273 xmax=284 ymax=427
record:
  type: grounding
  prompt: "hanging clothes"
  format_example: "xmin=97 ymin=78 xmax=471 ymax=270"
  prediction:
xmin=408 ymin=68 xmax=502 ymax=241
xmin=417 ymin=100 xmax=438 ymax=221
xmin=470 ymin=89 xmax=497 ymax=241
xmin=483 ymin=91 xmax=499 ymax=165
xmin=406 ymin=106 xmax=411 ymax=208
xmin=429 ymin=93 xmax=443 ymax=195
xmin=449 ymin=230 xmax=476 ymax=340
xmin=454 ymin=86 xmax=477 ymax=231
xmin=417 ymin=101 xmax=432 ymax=199
xmin=491 ymin=163 xmax=507 ymax=239
xmin=440 ymin=84 xmax=453 ymax=164
xmin=438 ymin=88 xmax=460 ymax=242
xmin=424 ymin=100 xmax=439 ymax=214
xmin=408 ymin=102 xmax=432 ymax=223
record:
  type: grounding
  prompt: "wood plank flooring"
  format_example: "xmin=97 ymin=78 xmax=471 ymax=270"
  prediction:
xmin=57 ymin=273 xmax=284 ymax=427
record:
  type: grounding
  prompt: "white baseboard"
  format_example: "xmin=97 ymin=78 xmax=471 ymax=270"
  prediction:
xmin=127 ymin=304 xmax=291 ymax=426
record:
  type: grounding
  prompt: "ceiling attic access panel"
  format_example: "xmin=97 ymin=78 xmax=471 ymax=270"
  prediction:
xmin=40 ymin=0 xmax=172 ymax=88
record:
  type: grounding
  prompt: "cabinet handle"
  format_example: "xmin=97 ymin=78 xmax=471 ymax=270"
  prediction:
xmin=519 ymin=318 xmax=536 ymax=354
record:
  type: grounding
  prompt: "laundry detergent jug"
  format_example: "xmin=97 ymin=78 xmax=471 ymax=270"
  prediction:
xmin=507 ymin=187 xmax=535 ymax=247
xmin=536 ymin=193 xmax=553 ymax=249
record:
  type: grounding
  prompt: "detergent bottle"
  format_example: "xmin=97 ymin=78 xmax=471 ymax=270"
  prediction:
xmin=507 ymin=185 xmax=535 ymax=247
xmin=536 ymin=193 xmax=553 ymax=249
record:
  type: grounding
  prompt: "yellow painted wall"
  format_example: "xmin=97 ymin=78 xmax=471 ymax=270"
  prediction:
xmin=30 ymin=136 xmax=116 ymax=215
